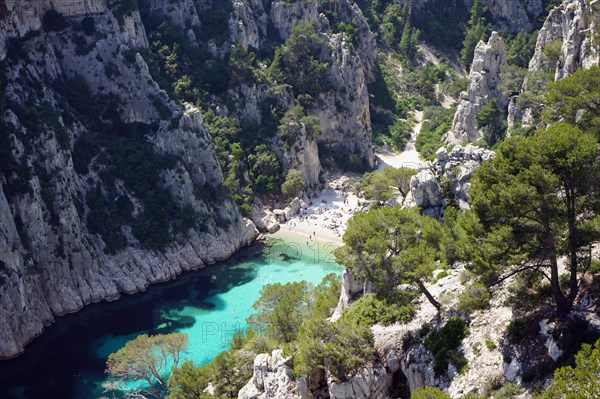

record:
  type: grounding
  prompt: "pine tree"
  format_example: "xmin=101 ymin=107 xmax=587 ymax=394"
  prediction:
xmin=461 ymin=0 xmax=491 ymax=68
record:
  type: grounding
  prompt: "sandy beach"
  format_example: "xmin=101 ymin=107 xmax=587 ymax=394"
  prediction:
xmin=278 ymin=175 xmax=362 ymax=245
xmin=278 ymin=111 xmax=425 ymax=247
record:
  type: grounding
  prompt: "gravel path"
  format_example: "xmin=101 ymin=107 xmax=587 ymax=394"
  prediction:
xmin=376 ymin=110 xmax=426 ymax=170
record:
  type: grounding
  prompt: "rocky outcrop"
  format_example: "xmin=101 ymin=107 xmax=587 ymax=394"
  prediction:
xmin=0 ymin=2 xmax=258 ymax=359
xmin=466 ymin=0 xmax=543 ymax=33
xmin=403 ymin=145 xmax=494 ymax=217
xmin=508 ymin=0 xmax=599 ymax=130
xmin=282 ymin=125 xmax=323 ymax=188
xmin=238 ymin=350 xmax=309 ymax=399
xmin=327 ymin=357 xmax=400 ymax=399
xmin=251 ymin=205 xmax=280 ymax=234
xmin=448 ymin=32 xmax=507 ymax=144
xmin=326 ymin=0 xmax=377 ymax=82
xmin=331 ymin=269 xmax=371 ymax=321
xmin=238 ymin=348 xmax=401 ymax=399
xmin=528 ymin=0 xmax=599 ymax=80
xmin=148 ymin=0 xmax=201 ymax=30
xmin=230 ymin=0 xmax=267 ymax=49
xmin=314 ymin=32 xmax=374 ymax=168
xmin=270 ymin=0 xmax=318 ymax=40
xmin=0 ymin=0 xmax=108 ymax=59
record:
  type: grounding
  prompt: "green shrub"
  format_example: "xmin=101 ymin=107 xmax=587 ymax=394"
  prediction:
xmin=416 ymin=106 xmax=455 ymax=160
xmin=43 ymin=10 xmax=68 ymax=32
xmin=424 ymin=316 xmax=469 ymax=375
xmin=341 ymin=294 xmax=415 ymax=327
xmin=81 ymin=16 xmax=96 ymax=36
xmin=485 ymin=339 xmax=497 ymax=350
xmin=436 ymin=271 xmax=449 ymax=281
xmin=457 ymin=282 xmax=491 ymax=313
xmin=507 ymin=317 xmax=529 ymax=344
xmin=238 ymin=203 xmax=252 ymax=217
xmin=411 ymin=386 xmax=451 ymax=399
xmin=388 ymin=117 xmax=413 ymax=150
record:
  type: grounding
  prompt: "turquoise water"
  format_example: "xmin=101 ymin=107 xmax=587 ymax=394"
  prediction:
xmin=0 ymin=232 xmax=342 ymax=399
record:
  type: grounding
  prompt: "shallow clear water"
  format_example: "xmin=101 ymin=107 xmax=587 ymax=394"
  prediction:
xmin=0 ymin=233 xmax=342 ymax=399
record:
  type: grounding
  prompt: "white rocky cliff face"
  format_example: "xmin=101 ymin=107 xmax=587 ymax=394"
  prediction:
xmin=404 ymin=145 xmax=494 ymax=217
xmin=0 ymin=2 xmax=258 ymax=359
xmin=448 ymin=32 xmax=507 ymax=145
xmin=528 ymin=0 xmax=599 ymax=80
xmin=314 ymin=32 xmax=374 ymax=168
xmin=508 ymin=0 xmax=599 ymax=129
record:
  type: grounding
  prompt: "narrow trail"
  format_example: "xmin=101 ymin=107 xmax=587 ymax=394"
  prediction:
xmin=376 ymin=110 xmax=426 ymax=170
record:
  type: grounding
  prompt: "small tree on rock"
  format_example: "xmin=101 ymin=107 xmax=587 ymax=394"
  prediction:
xmin=106 ymin=333 xmax=188 ymax=399
xmin=281 ymin=169 xmax=305 ymax=199
xmin=335 ymin=206 xmax=447 ymax=310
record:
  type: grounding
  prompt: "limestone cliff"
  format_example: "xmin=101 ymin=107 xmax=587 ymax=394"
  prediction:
xmin=0 ymin=0 xmax=381 ymax=359
xmin=447 ymin=32 xmax=507 ymax=144
xmin=507 ymin=0 xmax=599 ymax=130
xmin=314 ymin=32 xmax=374 ymax=169
xmin=270 ymin=0 xmax=318 ymax=40
xmin=528 ymin=0 xmax=599 ymax=80
xmin=403 ymin=145 xmax=494 ymax=218
xmin=228 ymin=0 xmax=376 ymax=172
xmin=0 ymin=1 xmax=258 ymax=359
xmin=410 ymin=0 xmax=544 ymax=32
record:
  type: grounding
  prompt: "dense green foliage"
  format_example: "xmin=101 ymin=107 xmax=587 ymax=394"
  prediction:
xmin=413 ymin=0 xmax=469 ymax=51
xmin=339 ymin=293 xmax=414 ymax=327
xmin=543 ymin=66 xmax=600 ymax=138
xmin=353 ymin=167 xmax=416 ymax=201
xmin=469 ymin=122 xmax=600 ymax=315
xmin=537 ymin=340 xmax=600 ymax=398
xmin=412 ymin=386 xmax=451 ymax=399
xmin=335 ymin=206 xmax=449 ymax=309
xmin=475 ymin=99 xmax=506 ymax=147
xmin=424 ymin=317 xmax=469 ymax=375
xmin=461 ymin=0 xmax=492 ymax=68
xmin=281 ymin=169 xmax=306 ymax=199
xmin=269 ymin=22 xmax=332 ymax=97
xmin=164 ymin=274 xmax=373 ymax=395
xmin=415 ymin=106 xmax=455 ymax=160
xmin=248 ymin=280 xmax=311 ymax=343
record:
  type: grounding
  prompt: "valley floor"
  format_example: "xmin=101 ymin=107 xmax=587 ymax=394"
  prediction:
xmin=375 ymin=110 xmax=426 ymax=170
xmin=280 ymin=110 xmax=426 ymax=245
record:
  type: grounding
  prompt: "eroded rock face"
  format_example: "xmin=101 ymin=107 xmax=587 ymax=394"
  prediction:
xmin=0 ymin=0 xmax=383 ymax=359
xmin=528 ymin=0 xmax=599 ymax=80
xmin=508 ymin=0 xmax=599 ymax=130
xmin=230 ymin=0 xmax=267 ymax=49
xmin=0 ymin=3 xmax=258 ymax=359
xmin=448 ymin=32 xmax=507 ymax=145
xmin=326 ymin=0 xmax=377 ymax=81
xmin=331 ymin=269 xmax=371 ymax=321
xmin=270 ymin=0 xmax=318 ymax=40
xmin=327 ymin=362 xmax=395 ymax=399
xmin=0 ymin=0 xmax=108 ymax=59
xmin=238 ymin=350 xmax=309 ymax=399
xmin=314 ymin=32 xmax=374 ymax=168
xmin=238 ymin=348 xmax=400 ymax=399
xmin=403 ymin=145 xmax=493 ymax=217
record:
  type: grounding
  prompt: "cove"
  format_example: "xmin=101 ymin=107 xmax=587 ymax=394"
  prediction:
xmin=0 ymin=232 xmax=342 ymax=399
